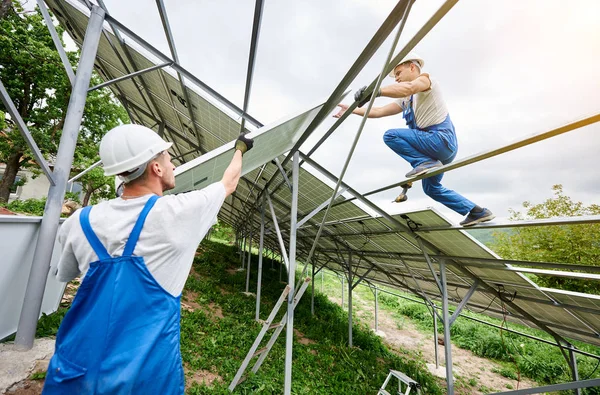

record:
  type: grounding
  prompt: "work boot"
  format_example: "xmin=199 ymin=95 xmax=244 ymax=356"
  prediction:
xmin=405 ymin=160 xmax=443 ymax=178
xmin=460 ymin=208 xmax=495 ymax=227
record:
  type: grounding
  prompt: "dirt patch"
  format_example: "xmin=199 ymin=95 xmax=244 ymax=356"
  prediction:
xmin=219 ymin=286 xmax=231 ymax=295
xmin=184 ymin=365 xmax=223 ymax=389
xmin=181 ymin=290 xmax=224 ymax=319
xmin=5 ymin=379 xmax=45 ymax=394
xmin=328 ymin=293 xmax=537 ymax=394
xmin=181 ymin=290 xmax=202 ymax=312
xmin=208 ymin=302 xmax=224 ymax=319
xmin=294 ymin=329 xmax=316 ymax=345
xmin=226 ymin=268 xmax=239 ymax=275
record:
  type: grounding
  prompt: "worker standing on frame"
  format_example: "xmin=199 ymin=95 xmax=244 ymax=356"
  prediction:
xmin=334 ymin=53 xmax=494 ymax=227
xmin=43 ymin=124 xmax=254 ymax=394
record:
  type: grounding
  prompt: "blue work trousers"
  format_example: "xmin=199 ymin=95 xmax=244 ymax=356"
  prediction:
xmin=383 ymin=115 xmax=475 ymax=215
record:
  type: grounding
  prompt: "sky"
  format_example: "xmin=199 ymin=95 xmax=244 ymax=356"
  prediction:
xmin=63 ymin=0 xmax=600 ymax=224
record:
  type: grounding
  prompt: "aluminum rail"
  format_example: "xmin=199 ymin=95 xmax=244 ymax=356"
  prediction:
xmin=333 ymin=113 xmax=600 ymax=208
xmin=15 ymin=5 xmax=105 ymax=349
xmin=155 ymin=0 xmax=203 ymax=148
xmin=88 ymin=61 xmax=173 ymax=92
xmin=36 ymin=0 xmax=76 ymax=84
xmin=238 ymin=0 xmax=264 ymax=134
xmin=0 ymin=80 xmax=55 ymax=186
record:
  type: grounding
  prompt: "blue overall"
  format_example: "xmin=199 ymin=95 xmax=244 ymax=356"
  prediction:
xmin=383 ymin=95 xmax=475 ymax=215
xmin=43 ymin=195 xmax=185 ymax=395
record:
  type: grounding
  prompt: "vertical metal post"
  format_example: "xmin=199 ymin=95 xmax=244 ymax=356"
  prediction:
xmin=321 ymin=270 xmax=324 ymax=293
xmin=374 ymin=286 xmax=379 ymax=333
xmin=311 ymin=264 xmax=315 ymax=316
xmin=341 ymin=277 xmax=345 ymax=309
xmin=569 ymin=345 xmax=582 ymax=395
xmin=245 ymin=227 xmax=253 ymax=292
xmin=15 ymin=6 xmax=105 ymax=349
xmin=434 ymin=304 xmax=439 ymax=369
xmin=255 ymin=198 xmax=265 ymax=321
xmin=241 ymin=235 xmax=246 ymax=268
xmin=279 ymin=252 xmax=283 ymax=282
xmin=283 ymin=151 xmax=299 ymax=395
xmin=348 ymin=252 xmax=353 ymax=348
xmin=440 ymin=260 xmax=454 ymax=394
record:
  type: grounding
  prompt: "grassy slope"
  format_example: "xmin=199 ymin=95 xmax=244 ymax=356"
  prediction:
xmin=182 ymin=240 xmax=443 ymax=394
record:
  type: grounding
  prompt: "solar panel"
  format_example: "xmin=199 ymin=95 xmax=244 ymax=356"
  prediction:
xmin=47 ymin=0 xmax=600 ymax=349
xmin=170 ymin=95 xmax=345 ymax=194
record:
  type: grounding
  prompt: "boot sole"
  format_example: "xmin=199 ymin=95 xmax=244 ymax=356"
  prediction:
xmin=405 ymin=165 xmax=442 ymax=178
xmin=461 ymin=213 xmax=496 ymax=227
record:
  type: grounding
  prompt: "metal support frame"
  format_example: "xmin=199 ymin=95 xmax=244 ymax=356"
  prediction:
xmin=433 ymin=308 xmax=439 ymax=369
xmin=15 ymin=5 xmax=105 ymax=349
xmin=296 ymin=187 xmax=348 ymax=229
xmin=36 ymin=0 xmax=75 ymax=84
xmin=0 ymin=80 xmax=55 ymax=185
xmin=347 ymin=251 xmax=354 ymax=347
xmin=283 ymin=151 xmax=300 ymax=395
xmin=238 ymin=0 xmax=264 ymax=134
xmin=569 ymin=345 xmax=582 ymax=395
xmin=375 ymin=286 xmax=379 ymax=333
xmin=493 ymin=378 xmax=600 ymax=395
xmin=448 ymin=280 xmax=479 ymax=326
xmin=266 ymin=192 xmax=290 ymax=271
xmin=439 ymin=260 xmax=454 ymax=394
xmin=88 ymin=62 xmax=172 ymax=92
xmin=245 ymin=226 xmax=253 ymax=293
xmin=155 ymin=0 xmax=203 ymax=147
xmin=273 ymin=158 xmax=292 ymax=192
xmin=68 ymin=159 xmax=102 ymax=184
xmin=255 ymin=195 xmax=265 ymax=321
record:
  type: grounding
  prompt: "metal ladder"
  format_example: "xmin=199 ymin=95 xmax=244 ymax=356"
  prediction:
xmin=228 ymin=277 xmax=312 ymax=391
xmin=378 ymin=370 xmax=421 ymax=395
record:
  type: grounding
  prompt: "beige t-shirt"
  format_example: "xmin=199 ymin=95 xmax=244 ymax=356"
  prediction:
xmin=395 ymin=74 xmax=449 ymax=129
xmin=55 ymin=182 xmax=226 ymax=296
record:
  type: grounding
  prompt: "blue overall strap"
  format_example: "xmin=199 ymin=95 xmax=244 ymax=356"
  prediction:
xmin=79 ymin=206 xmax=111 ymax=261
xmin=123 ymin=195 xmax=160 ymax=257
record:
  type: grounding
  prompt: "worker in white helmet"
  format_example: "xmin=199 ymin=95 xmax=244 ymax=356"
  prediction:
xmin=334 ymin=53 xmax=494 ymax=227
xmin=43 ymin=125 xmax=254 ymax=394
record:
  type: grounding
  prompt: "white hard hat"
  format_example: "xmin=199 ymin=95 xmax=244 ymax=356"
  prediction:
xmin=99 ymin=124 xmax=172 ymax=179
xmin=388 ymin=53 xmax=424 ymax=77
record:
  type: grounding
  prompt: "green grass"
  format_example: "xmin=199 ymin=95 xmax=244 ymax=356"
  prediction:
xmin=372 ymin=287 xmax=600 ymax=394
xmin=182 ymin=241 xmax=443 ymax=394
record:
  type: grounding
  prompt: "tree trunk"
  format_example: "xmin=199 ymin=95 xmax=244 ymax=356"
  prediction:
xmin=0 ymin=0 xmax=13 ymax=21
xmin=82 ymin=186 xmax=94 ymax=207
xmin=0 ymin=151 xmax=21 ymax=203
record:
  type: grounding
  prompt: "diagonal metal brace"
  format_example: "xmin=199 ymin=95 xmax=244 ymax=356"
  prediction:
xmin=449 ymin=279 xmax=479 ymax=326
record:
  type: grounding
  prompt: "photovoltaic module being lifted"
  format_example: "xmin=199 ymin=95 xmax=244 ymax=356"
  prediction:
xmin=170 ymin=92 xmax=348 ymax=194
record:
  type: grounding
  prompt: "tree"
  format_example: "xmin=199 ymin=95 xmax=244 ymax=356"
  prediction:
xmin=492 ymin=185 xmax=600 ymax=294
xmin=0 ymin=1 xmax=127 ymax=203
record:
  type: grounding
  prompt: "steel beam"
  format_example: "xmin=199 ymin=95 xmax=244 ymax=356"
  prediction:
xmin=255 ymin=196 xmax=265 ymax=321
xmin=493 ymin=379 xmax=600 ymax=395
xmin=283 ymin=151 xmax=299 ymax=395
xmin=449 ymin=280 xmax=479 ymax=326
xmin=88 ymin=62 xmax=172 ymax=92
xmin=36 ymin=0 xmax=75 ymax=84
xmin=0 ymin=80 xmax=55 ymax=185
xmin=15 ymin=5 xmax=105 ymax=349
xmin=238 ymin=0 xmax=264 ymax=134
xmin=440 ymin=261 xmax=454 ymax=394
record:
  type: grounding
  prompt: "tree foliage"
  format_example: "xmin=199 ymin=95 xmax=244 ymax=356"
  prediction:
xmin=0 ymin=1 xmax=127 ymax=203
xmin=492 ymin=185 xmax=600 ymax=294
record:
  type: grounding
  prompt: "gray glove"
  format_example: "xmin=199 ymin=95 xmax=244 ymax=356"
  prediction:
xmin=354 ymin=85 xmax=381 ymax=108
xmin=234 ymin=133 xmax=254 ymax=155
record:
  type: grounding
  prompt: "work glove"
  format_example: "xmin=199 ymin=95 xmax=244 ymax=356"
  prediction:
xmin=234 ymin=133 xmax=254 ymax=155
xmin=354 ymin=85 xmax=381 ymax=108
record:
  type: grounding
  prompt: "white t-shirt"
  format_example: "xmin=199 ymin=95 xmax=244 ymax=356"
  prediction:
xmin=395 ymin=74 xmax=449 ymax=129
xmin=55 ymin=182 xmax=226 ymax=296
